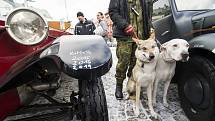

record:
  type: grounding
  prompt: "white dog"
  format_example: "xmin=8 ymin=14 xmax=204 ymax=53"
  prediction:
xmin=153 ymin=39 xmax=189 ymax=107
xmin=127 ymin=36 xmax=159 ymax=118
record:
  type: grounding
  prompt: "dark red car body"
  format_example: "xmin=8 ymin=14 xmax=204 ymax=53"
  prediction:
xmin=0 ymin=18 xmax=67 ymax=120
xmin=0 ymin=6 xmax=112 ymax=120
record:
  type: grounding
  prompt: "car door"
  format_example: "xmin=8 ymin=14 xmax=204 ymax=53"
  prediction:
xmin=152 ymin=0 xmax=176 ymax=44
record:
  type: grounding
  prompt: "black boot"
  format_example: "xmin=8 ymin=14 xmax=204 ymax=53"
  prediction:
xmin=115 ymin=83 xmax=123 ymax=100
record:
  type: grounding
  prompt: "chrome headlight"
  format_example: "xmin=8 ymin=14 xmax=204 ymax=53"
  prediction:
xmin=6 ymin=8 xmax=48 ymax=45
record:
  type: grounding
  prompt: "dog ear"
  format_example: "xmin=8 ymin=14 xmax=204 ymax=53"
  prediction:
xmin=132 ymin=37 xmax=139 ymax=43
xmin=160 ymin=44 xmax=167 ymax=52
xmin=151 ymin=34 xmax=155 ymax=40
xmin=134 ymin=39 xmax=142 ymax=50
xmin=160 ymin=41 xmax=169 ymax=50
xmin=132 ymin=37 xmax=142 ymax=45
xmin=149 ymin=29 xmax=155 ymax=40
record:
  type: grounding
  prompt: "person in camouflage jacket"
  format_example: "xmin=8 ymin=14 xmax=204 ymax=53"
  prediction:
xmin=109 ymin=0 xmax=153 ymax=99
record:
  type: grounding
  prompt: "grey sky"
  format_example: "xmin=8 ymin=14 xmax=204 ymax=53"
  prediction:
xmin=14 ymin=0 xmax=110 ymax=24
xmin=12 ymin=0 xmax=170 ymax=25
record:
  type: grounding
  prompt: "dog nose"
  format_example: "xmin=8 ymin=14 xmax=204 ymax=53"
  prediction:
xmin=181 ymin=53 xmax=189 ymax=59
xmin=149 ymin=54 xmax=155 ymax=59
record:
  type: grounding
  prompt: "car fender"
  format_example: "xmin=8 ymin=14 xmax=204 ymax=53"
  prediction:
xmin=189 ymin=33 xmax=215 ymax=53
xmin=40 ymin=35 xmax=112 ymax=80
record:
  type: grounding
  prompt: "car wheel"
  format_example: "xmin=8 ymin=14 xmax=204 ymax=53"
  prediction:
xmin=178 ymin=55 xmax=215 ymax=121
xmin=78 ymin=77 xmax=108 ymax=121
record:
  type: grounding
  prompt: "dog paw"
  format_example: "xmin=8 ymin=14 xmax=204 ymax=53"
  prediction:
xmin=163 ymin=102 xmax=169 ymax=108
xmin=135 ymin=108 xmax=140 ymax=116
xmin=125 ymin=95 xmax=129 ymax=100
xmin=151 ymin=111 xmax=158 ymax=119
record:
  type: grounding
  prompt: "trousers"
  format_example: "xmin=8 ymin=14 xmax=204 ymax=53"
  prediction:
xmin=115 ymin=39 xmax=137 ymax=84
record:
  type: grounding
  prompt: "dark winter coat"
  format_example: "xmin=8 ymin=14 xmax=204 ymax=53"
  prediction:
xmin=109 ymin=0 xmax=130 ymax=39
xmin=108 ymin=0 xmax=152 ymax=39
xmin=74 ymin=19 xmax=96 ymax=35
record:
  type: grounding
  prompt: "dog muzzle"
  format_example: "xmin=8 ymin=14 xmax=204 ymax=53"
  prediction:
xmin=181 ymin=53 xmax=189 ymax=62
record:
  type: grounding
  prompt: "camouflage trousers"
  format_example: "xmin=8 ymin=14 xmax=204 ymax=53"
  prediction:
xmin=115 ymin=39 xmax=137 ymax=85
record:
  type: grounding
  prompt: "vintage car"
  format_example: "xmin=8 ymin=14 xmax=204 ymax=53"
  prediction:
xmin=153 ymin=0 xmax=215 ymax=121
xmin=0 ymin=1 xmax=111 ymax=121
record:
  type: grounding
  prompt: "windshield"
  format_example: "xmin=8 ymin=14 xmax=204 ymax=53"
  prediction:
xmin=175 ymin=0 xmax=215 ymax=11
xmin=0 ymin=1 xmax=15 ymax=19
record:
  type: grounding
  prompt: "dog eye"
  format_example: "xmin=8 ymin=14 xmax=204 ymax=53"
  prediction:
xmin=152 ymin=45 xmax=155 ymax=48
xmin=186 ymin=44 xmax=189 ymax=47
xmin=173 ymin=44 xmax=178 ymax=47
xmin=142 ymin=47 xmax=147 ymax=50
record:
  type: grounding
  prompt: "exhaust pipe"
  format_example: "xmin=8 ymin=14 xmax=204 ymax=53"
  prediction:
xmin=29 ymin=82 xmax=60 ymax=91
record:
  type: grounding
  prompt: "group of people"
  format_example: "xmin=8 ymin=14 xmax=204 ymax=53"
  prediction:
xmin=75 ymin=0 xmax=153 ymax=100
xmin=74 ymin=11 xmax=113 ymax=42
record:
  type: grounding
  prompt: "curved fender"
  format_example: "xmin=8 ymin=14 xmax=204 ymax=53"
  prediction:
xmin=189 ymin=33 xmax=215 ymax=53
xmin=40 ymin=35 xmax=112 ymax=79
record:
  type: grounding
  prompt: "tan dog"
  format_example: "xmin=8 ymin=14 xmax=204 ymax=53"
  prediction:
xmin=153 ymin=39 xmax=189 ymax=107
xmin=126 ymin=35 xmax=159 ymax=118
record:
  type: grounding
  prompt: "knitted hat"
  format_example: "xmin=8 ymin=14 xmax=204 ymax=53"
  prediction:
xmin=77 ymin=12 xmax=84 ymax=17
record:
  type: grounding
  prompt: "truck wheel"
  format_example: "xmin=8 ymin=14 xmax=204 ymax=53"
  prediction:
xmin=178 ymin=56 xmax=215 ymax=121
xmin=78 ymin=77 xmax=108 ymax=121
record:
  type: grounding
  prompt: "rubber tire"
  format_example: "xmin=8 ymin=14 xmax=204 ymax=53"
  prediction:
xmin=78 ymin=77 xmax=108 ymax=121
xmin=178 ymin=56 xmax=215 ymax=121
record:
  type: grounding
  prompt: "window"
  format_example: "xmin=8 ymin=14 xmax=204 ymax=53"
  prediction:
xmin=152 ymin=0 xmax=171 ymax=21
xmin=175 ymin=0 xmax=215 ymax=11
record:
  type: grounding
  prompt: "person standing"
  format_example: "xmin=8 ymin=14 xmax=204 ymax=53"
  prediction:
xmin=94 ymin=12 xmax=108 ymax=41
xmin=109 ymin=0 xmax=153 ymax=99
xmin=74 ymin=12 xmax=96 ymax=35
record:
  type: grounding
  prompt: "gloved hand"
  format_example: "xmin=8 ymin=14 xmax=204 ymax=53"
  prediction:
xmin=124 ymin=24 xmax=135 ymax=36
